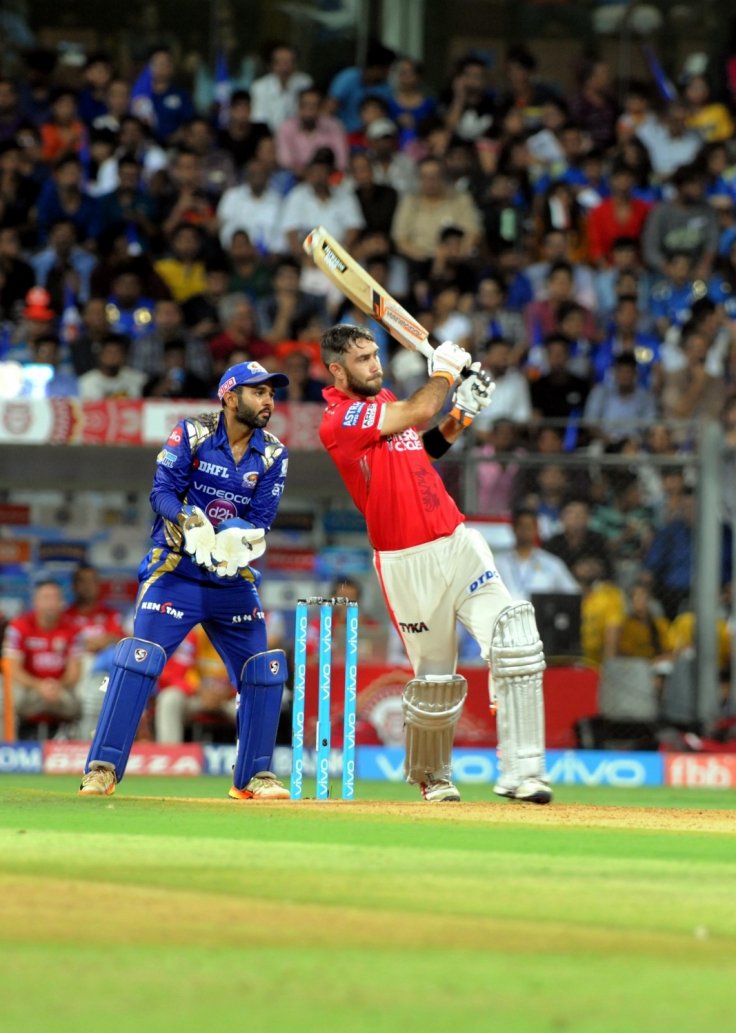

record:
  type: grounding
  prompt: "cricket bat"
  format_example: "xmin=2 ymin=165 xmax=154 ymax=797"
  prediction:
xmin=303 ymin=225 xmax=435 ymax=360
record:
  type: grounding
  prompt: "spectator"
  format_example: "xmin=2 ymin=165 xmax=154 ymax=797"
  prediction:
xmin=391 ymin=156 xmax=482 ymax=271
xmin=525 ymin=260 xmax=598 ymax=343
xmin=7 ymin=285 xmax=57 ymax=364
xmin=417 ymin=225 xmax=478 ymax=303
xmin=35 ymin=154 xmax=100 ymax=246
xmin=18 ymin=47 xmax=56 ymax=126
xmin=526 ymin=228 xmax=597 ymax=307
xmin=154 ymin=222 xmax=207 ymax=303
xmin=473 ymin=337 xmax=533 ymax=430
xmin=281 ymin=147 xmax=364 ymax=261
xmin=27 ymin=332 xmax=79 ymax=396
xmin=583 ymin=352 xmax=658 ymax=445
xmin=95 ymin=77 xmax=132 ymax=134
xmin=276 ymin=86 xmax=349 ymax=177
xmin=159 ymin=147 xmax=217 ymax=238
xmin=660 ymin=324 xmax=725 ymax=423
xmin=595 ymin=294 xmax=662 ymax=390
xmin=614 ymin=579 xmax=673 ymax=695
xmin=0 ymin=224 xmax=34 ymax=317
xmin=587 ymin=161 xmax=651 ymax=267
xmin=517 ymin=462 xmax=571 ymax=539
xmin=589 ymin=471 xmax=655 ymax=585
xmin=216 ymin=89 xmax=271 ymax=169
xmin=143 ymin=339 xmax=210 ymax=399
xmin=326 ymin=40 xmax=395 ymax=134
xmin=365 ymin=117 xmax=417 ymax=195
xmin=642 ymin=484 xmax=698 ymax=620
xmin=274 ymin=348 xmax=327 ymax=403
xmin=495 ymin=44 xmax=559 ymax=131
xmin=181 ymin=116 xmax=236 ymax=201
xmin=439 ymin=54 xmax=496 ymax=142
xmin=2 ymin=580 xmax=82 ymax=733
xmin=131 ymin=297 xmax=213 ymax=381
xmin=495 ymin=507 xmax=580 ymax=601
xmin=348 ymin=151 xmax=398 ymax=236
xmin=208 ymin=293 xmax=274 ymax=376
xmin=256 ymin=256 xmax=326 ymax=345
xmin=594 ymin=235 xmax=649 ymax=322
xmin=469 ymin=274 xmax=525 ymax=355
xmin=250 ymin=42 xmax=313 ymax=133
xmin=530 ymin=333 xmax=590 ymax=423
xmin=181 ymin=258 xmax=231 ymax=340
xmin=472 ymin=418 xmax=527 ymax=516
xmin=78 ymin=52 xmax=114 ymax=127
xmin=572 ymin=554 xmax=626 ymax=667
xmin=0 ymin=77 xmax=34 ymax=145
xmin=682 ymin=73 xmax=735 ymax=144
xmin=226 ymin=229 xmax=273 ymax=300
xmin=142 ymin=46 xmax=195 ymax=144
xmin=30 ymin=218 xmax=97 ymax=310
xmin=104 ymin=263 xmax=157 ymax=341
xmin=69 ymin=297 xmax=110 ymax=375
xmin=96 ymin=115 xmax=168 ymax=193
xmin=568 ymin=58 xmax=618 ymax=152
xmin=635 ymin=100 xmax=702 ymax=180
xmin=39 ymin=88 xmax=85 ymax=164
xmin=216 ymin=157 xmax=285 ymax=253
xmin=387 ymin=57 xmax=437 ymax=148
xmin=616 ymin=81 xmax=656 ymax=143
xmin=154 ymin=628 xmax=237 ymax=744
xmin=643 ymin=164 xmax=719 ymax=281
xmin=96 ymin=151 xmax=158 ymax=247
xmin=77 ymin=331 xmax=147 ymax=399
xmin=546 ymin=498 xmax=613 ymax=580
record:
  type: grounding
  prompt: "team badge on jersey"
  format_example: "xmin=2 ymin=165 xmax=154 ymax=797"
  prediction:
xmin=342 ymin=402 xmax=365 ymax=427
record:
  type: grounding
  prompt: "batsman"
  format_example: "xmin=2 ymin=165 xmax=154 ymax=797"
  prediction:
xmin=319 ymin=325 xmax=550 ymax=803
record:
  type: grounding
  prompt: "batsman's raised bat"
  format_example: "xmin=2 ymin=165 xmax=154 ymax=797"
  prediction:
xmin=303 ymin=225 xmax=435 ymax=360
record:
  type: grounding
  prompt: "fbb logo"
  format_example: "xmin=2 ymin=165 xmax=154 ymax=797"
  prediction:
xmin=205 ymin=499 xmax=237 ymax=525
xmin=666 ymin=754 xmax=736 ymax=788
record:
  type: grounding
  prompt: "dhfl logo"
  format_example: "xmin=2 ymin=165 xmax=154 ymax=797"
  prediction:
xmin=205 ymin=499 xmax=237 ymax=525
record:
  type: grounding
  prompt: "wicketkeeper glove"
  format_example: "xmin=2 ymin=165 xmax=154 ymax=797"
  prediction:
xmin=211 ymin=518 xmax=267 ymax=578
xmin=179 ymin=505 xmax=216 ymax=567
xmin=450 ymin=362 xmax=497 ymax=427
xmin=427 ymin=340 xmax=472 ymax=385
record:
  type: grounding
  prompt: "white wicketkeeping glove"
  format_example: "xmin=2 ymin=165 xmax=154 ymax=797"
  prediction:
xmin=427 ymin=340 xmax=472 ymax=384
xmin=450 ymin=362 xmax=497 ymax=427
xmin=211 ymin=524 xmax=267 ymax=578
xmin=180 ymin=506 xmax=216 ymax=567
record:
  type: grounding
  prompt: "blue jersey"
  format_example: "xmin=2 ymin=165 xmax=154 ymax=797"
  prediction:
xmin=147 ymin=410 xmax=288 ymax=585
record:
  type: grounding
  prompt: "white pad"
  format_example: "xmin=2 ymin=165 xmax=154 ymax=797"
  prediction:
xmin=490 ymin=602 xmax=547 ymax=788
xmin=402 ymin=675 xmax=467 ymax=783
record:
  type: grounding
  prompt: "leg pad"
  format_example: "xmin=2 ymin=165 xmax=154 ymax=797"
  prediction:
xmin=233 ymin=649 xmax=287 ymax=790
xmin=402 ymin=675 xmax=467 ymax=784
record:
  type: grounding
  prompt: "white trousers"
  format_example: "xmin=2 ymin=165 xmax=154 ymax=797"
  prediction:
xmin=374 ymin=523 xmax=512 ymax=678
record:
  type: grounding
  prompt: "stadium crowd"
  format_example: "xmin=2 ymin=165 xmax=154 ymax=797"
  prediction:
xmin=3 ymin=34 xmax=736 ymax=738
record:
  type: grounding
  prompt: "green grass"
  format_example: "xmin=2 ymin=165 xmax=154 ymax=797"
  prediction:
xmin=1 ymin=777 xmax=735 ymax=1033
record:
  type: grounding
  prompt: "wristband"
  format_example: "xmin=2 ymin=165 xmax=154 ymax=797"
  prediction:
xmin=430 ymin=370 xmax=455 ymax=386
xmin=422 ymin=425 xmax=453 ymax=458
xmin=449 ymin=404 xmax=473 ymax=429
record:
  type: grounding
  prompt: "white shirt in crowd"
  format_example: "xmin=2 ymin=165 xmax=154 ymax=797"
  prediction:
xmin=280 ymin=182 xmax=365 ymax=246
xmin=249 ymin=70 xmax=313 ymax=132
xmin=495 ymin=547 xmax=581 ymax=602
xmin=78 ymin=367 xmax=147 ymax=401
xmin=216 ymin=183 xmax=286 ymax=252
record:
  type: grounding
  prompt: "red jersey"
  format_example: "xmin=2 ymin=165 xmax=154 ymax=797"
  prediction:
xmin=3 ymin=612 xmax=82 ymax=679
xmin=319 ymin=386 xmax=463 ymax=550
xmin=64 ymin=603 xmax=124 ymax=648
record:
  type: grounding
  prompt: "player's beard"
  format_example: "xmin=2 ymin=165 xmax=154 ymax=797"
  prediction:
xmin=346 ymin=368 xmax=383 ymax=397
xmin=233 ymin=395 xmax=273 ymax=428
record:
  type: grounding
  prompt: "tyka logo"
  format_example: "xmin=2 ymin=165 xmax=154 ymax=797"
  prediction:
xmin=399 ymin=621 xmax=429 ymax=633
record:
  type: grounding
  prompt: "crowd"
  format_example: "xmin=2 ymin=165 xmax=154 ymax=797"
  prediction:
xmin=3 ymin=35 xmax=736 ymax=734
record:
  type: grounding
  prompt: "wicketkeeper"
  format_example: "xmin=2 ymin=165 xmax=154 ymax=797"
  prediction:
xmin=319 ymin=325 xmax=550 ymax=803
xmin=79 ymin=361 xmax=292 ymax=800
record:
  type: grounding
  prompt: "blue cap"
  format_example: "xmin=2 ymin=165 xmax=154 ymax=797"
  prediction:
xmin=217 ymin=361 xmax=289 ymax=400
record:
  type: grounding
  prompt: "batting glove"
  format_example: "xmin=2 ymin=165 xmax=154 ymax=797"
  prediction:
xmin=450 ymin=362 xmax=497 ymax=427
xmin=211 ymin=519 xmax=267 ymax=578
xmin=180 ymin=506 xmax=216 ymax=567
xmin=428 ymin=340 xmax=472 ymax=385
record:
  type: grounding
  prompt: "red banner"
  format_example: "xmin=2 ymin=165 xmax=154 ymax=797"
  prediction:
xmin=42 ymin=741 xmax=204 ymax=775
xmin=0 ymin=399 xmax=324 ymax=449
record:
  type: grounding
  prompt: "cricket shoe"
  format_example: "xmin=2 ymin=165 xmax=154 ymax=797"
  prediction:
xmin=493 ymin=777 xmax=552 ymax=805
xmin=79 ymin=767 xmax=117 ymax=796
xmin=420 ymin=778 xmax=461 ymax=802
xmin=229 ymin=771 xmax=290 ymax=801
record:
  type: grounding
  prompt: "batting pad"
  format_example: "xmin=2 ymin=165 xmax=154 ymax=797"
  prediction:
xmin=85 ymin=636 xmax=166 ymax=781
xmin=490 ymin=602 xmax=547 ymax=786
xmin=233 ymin=649 xmax=287 ymax=789
xmin=402 ymin=675 xmax=467 ymax=783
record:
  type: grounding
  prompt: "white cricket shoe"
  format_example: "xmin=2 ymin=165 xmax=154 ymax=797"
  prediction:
xmin=79 ymin=767 xmax=117 ymax=796
xmin=494 ymin=777 xmax=553 ymax=805
xmin=229 ymin=771 xmax=290 ymax=800
xmin=420 ymin=778 xmax=461 ymax=802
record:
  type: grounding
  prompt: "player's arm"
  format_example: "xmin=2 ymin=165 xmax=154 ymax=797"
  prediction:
xmin=423 ymin=362 xmax=497 ymax=458
xmin=149 ymin=421 xmax=196 ymax=522
xmin=380 ymin=341 xmax=471 ymax=437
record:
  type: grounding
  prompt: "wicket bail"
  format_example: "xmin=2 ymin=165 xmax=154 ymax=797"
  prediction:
xmin=290 ymin=596 xmax=359 ymax=801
